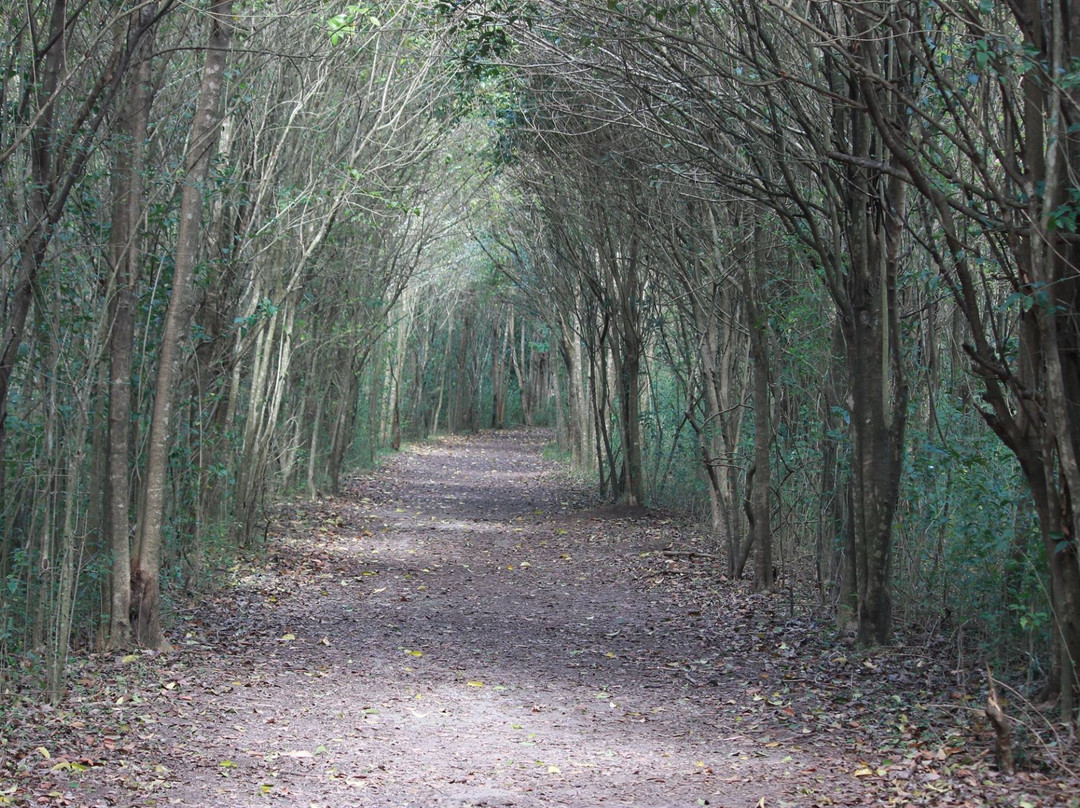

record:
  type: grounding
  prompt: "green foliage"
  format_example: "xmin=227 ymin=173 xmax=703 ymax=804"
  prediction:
xmin=234 ymin=298 xmax=281 ymax=338
xmin=434 ymin=0 xmax=536 ymax=81
xmin=1048 ymin=186 xmax=1080 ymax=233
xmin=327 ymin=3 xmax=381 ymax=44
xmin=541 ymin=440 xmax=571 ymax=463
xmin=893 ymin=399 xmax=1049 ymax=672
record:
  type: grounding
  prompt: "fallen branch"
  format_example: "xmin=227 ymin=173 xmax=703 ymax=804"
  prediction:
xmin=660 ymin=549 xmax=720 ymax=561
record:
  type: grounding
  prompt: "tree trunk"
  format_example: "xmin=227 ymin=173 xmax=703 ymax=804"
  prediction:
xmin=844 ymin=166 xmax=908 ymax=646
xmin=492 ymin=318 xmax=507 ymax=429
xmin=819 ymin=321 xmax=848 ymax=614
xmin=306 ymin=370 xmax=325 ymax=500
xmin=131 ymin=0 xmax=232 ymax=649
xmin=105 ymin=5 xmax=155 ymax=649
xmin=509 ymin=314 xmax=532 ymax=427
xmin=0 ymin=0 xmax=68 ymax=489
xmin=565 ymin=326 xmax=586 ymax=466
xmin=607 ymin=233 xmax=646 ymax=506
xmin=432 ymin=319 xmax=453 ymax=434
xmin=327 ymin=353 xmax=360 ymax=494
xmin=743 ymin=227 xmax=773 ymax=591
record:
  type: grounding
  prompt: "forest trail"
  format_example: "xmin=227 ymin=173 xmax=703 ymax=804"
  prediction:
xmin=15 ymin=430 xmax=1052 ymax=807
xmin=150 ymin=429 xmax=832 ymax=807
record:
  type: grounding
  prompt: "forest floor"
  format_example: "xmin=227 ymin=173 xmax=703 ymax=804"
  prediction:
xmin=3 ymin=429 xmax=1079 ymax=807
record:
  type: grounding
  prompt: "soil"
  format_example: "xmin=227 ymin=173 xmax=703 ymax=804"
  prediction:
xmin=3 ymin=429 xmax=1077 ymax=807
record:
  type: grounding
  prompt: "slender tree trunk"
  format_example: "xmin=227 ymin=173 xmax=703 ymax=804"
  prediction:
xmin=432 ymin=319 xmax=453 ymax=434
xmin=48 ymin=411 xmax=89 ymax=702
xmin=744 ymin=227 xmax=773 ymax=591
xmin=327 ymin=356 xmax=357 ymax=494
xmin=0 ymin=0 xmax=68 ymax=490
xmin=608 ymin=236 xmax=645 ymax=506
xmin=369 ymin=337 xmax=385 ymax=462
xmin=106 ymin=11 xmax=155 ymax=648
xmin=845 ymin=168 xmax=908 ymax=646
xmin=509 ymin=314 xmax=533 ymax=427
xmin=820 ymin=321 xmax=848 ymax=614
xmin=688 ymin=263 xmax=746 ymax=575
xmin=452 ymin=312 xmax=472 ymax=432
xmin=236 ymin=307 xmax=279 ymax=541
xmin=389 ymin=305 xmax=412 ymax=448
xmin=587 ymin=313 xmax=617 ymax=497
xmin=131 ymin=0 xmax=232 ymax=648
xmin=617 ymin=343 xmax=645 ymax=505
xmin=557 ymin=306 xmax=589 ymax=467
xmin=307 ymin=394 xmax=325 ymax=499
xmin=491 ymin=318 xmax=504 ymax=429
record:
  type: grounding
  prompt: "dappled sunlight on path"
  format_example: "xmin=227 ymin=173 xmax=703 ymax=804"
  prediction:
xmin=46 ymin=430 xmax=1038 ymax=808
xmin=148 ymin=430 xmax=831 ymax=807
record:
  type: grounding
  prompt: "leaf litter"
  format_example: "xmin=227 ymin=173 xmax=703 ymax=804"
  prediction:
xmin=3 ymin=429 xmax=1078 ymax=807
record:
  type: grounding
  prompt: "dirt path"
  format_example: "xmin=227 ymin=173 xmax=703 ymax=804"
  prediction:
xmin=15 ymin=430 xmax=1058 ymax=807
xmin=159 ymin=429 xmax=833 ymax=807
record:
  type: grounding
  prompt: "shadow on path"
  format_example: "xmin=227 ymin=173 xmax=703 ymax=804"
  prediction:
xmin=148 ymin=431 xmax=841 ymax=807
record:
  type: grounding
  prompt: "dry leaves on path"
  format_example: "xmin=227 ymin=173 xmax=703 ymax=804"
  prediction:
xmin=4 ymin=429 xmax=1077 ymax=807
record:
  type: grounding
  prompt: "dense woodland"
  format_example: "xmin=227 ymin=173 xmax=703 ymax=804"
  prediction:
xmin=0 ymin=0 xmax=1078 ymax=731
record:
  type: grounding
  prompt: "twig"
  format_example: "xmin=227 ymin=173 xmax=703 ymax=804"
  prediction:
xmin=985 ymin=664 xmax=1015 ymax=774
xmin=660 ymin=549 xmax=720 ymax=560
xmin=992 ymin=675 xmax=1079 ymax=778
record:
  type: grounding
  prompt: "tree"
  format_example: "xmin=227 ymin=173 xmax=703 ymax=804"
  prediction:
xmin=831 ymin=0 xmax=1080 ymax=714
xmin=105 ymin=0 xmax=160 ymax=650
xmin=131 ymin=0 xmax=233 ymax=648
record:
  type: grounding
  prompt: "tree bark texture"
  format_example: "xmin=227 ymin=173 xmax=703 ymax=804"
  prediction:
xmin=743 ymin=226 xmax=773 ymax=592
xmin=132 ymin=0 xmax=233 ymax=649
xmin=106 ymin=4 xmax=156 ymax=649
